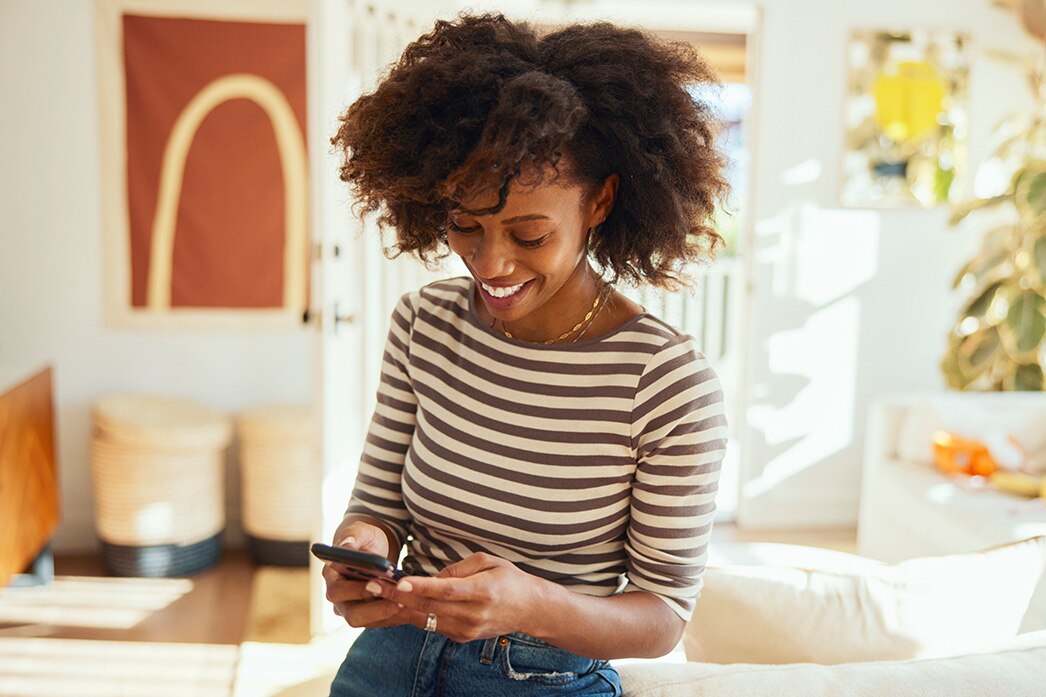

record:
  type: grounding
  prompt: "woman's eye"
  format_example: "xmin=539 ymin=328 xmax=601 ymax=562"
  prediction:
xmin=514 ymin=235 xmax=547 ymax=249
xmin=448 ymin=220 xmax=480 ymax=233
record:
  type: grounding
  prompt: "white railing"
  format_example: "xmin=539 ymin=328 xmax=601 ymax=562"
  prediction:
xmin=621 ymin=256 xmax=744 ymax=366
xmin=623 ymin=257 xmax=747 ymax=520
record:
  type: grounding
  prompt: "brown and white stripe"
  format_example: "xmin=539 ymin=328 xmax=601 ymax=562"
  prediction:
xmin=346 ymin=277 xmax=727 ymax=619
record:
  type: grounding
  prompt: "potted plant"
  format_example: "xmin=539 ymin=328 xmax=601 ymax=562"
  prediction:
xmin=941 ymin=0 xmax=1046 ymax=391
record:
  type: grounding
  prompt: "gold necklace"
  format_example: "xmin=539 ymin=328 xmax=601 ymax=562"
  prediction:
xmin=573 ymin=288 xmax=614 ymax=343
xmin=493 ymin=283 xmax=610 ymax=345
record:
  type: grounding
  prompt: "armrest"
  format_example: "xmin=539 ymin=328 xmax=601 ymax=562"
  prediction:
xmin=862 ymin=396 xmax=912 ymax=482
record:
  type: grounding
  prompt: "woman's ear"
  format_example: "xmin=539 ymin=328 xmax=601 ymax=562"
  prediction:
xmin=588 ymin=173 xmax=620 ymax=228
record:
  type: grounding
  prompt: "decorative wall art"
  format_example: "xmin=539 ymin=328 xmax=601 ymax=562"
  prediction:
xmin=842 ymin=29 xmax=970 ymax=209
xmin=96 ymin=0 xmax=308 ymax=329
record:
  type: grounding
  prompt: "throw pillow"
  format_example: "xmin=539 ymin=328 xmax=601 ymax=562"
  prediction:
xmin=684 ymin=536 xmax=1046 ymax=665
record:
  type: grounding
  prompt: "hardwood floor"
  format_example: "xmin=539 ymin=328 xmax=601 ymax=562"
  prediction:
xmin=0 ymin=548 xmax=256 ymax=645
xmin=2 ymin=525 xmax=856 ymax=647
xmin=711 ymin=523 xmax=858 ymax=554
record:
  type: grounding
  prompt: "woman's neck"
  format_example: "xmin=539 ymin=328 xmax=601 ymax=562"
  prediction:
xmin=492 ymin=263 xmax=605 ymax=344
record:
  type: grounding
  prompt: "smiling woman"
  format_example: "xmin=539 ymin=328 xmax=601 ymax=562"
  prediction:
xmin=444 ymin=169 xmax=620 ymax=343
xmin=324 ymin=12 xmax=731 ymax=697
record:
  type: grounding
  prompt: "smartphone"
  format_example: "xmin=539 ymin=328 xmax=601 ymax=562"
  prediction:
xmin=310 ymin=542 xmax=406 ymax=582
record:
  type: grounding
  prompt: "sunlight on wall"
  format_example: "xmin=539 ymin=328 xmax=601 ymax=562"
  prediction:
xmin=746 ymin=297 xmax=862 ymax=498
xmin=321 ymin=467 xmax=354 ymax=542
xmin=793 ymin=208 xmax=879 ymax=306
xmin=0 ymin=576 xmax=192 ymax=630
xmin=745 ymin=207 xmax=880 ymax=499
xmin=781 ymin=159 xmax=823 ymax=187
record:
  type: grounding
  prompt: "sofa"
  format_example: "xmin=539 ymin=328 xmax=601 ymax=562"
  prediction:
xmin=613 ymin=391 xmax=1046 ymax=696
xmin=617 ymin=633 xmax=1046 ymax=697
xmin=857 ymin=391 xmax=1046 ymax=631
xmin=617 ymin=536 xmax=1046 ymax=697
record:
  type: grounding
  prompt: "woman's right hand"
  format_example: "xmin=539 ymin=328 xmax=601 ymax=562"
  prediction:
xmin=322 ymin=520 xmax=404 ymax=628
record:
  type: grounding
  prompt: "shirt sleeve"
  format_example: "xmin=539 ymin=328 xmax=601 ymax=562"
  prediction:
xmin=343 ymin=292 xmax=419 ymax=550
xmin=625 ymin=334 xmax=728 ymax=620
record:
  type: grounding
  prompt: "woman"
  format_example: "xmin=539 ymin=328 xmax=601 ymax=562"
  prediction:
xmin=323 ymin=13 xmax=730 ymax=696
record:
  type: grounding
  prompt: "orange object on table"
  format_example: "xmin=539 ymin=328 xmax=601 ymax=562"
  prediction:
xmin=932 ymin=431 xmax=999 ymax=477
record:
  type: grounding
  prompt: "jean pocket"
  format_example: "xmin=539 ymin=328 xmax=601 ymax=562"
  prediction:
xmin=497 ymin=633 xmax=598 ymax=686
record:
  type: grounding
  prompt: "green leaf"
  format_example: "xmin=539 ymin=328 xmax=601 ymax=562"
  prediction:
xmin=1023 ymin=171 xmax=1046 ymax=217
xmin=941 ymin=337 xmax=973 ymax=389
xmin=972 ymin=327 xmax=1001 ymax=368
xmin=1036 ymin=236 xmax=1046 ymax=283
xmin=957 ymin=326 xmax=1002 ymax=375
xmin=953 ymin=225 xmax=1016 ymax=288
xmin=964 ymin=280 xmax=1004 ymax=319
xmin=934 ymin=165 xmax=956 ymax=203
xmin=1013 ymin=363 xmax=1045 ymax=391
xmin=1006 ymin=290 xmax=1046 ymax=354
xmin=948 ymin=195 xmax=1011 ymax=226
xmin=951 ymin=260 xmax=974 ymax=290
xmin=982 ymin=225 xmax=1014 ymax=254
xmin=1015 ymin=162 xmax=1046 ymax=219
xmin=972 ymin=249 xmax=1013 ymax=284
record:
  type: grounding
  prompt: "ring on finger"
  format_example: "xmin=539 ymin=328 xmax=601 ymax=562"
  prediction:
xmin=424 ymin=612 xmax=437 ymax=632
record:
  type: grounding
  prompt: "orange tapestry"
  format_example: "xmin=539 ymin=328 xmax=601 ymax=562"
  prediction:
xmin=122 ymin=15 xmax=308 ymax=311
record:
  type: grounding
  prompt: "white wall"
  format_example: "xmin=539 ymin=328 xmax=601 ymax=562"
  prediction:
xmin=735 ymin=0 xmax=1037 ymax=526
xmin=1 ymin=0 xmax=1038 ymax=554
xmin=0 ymin=0 xmax=314 ymax=552
xmin=438 ymin=0 xmax=1039 ymax=527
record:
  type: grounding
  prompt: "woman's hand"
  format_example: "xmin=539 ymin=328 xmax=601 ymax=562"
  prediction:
xmin=322 ymin=521 xmax=406 ymax=629
xmin=371 ymin=552 xmax=543 ymax=643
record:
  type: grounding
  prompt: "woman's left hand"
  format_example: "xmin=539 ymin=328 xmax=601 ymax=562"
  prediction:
xmin=367 ymin=552 xmax=543 ymax=643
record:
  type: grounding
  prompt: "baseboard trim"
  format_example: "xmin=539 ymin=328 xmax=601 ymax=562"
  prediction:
xmin=736 ymin=492 xmax=859 ymax=529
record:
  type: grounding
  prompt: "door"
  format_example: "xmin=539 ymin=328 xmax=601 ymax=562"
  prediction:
xmin=307 ymin=0 xmax=437 ymax=636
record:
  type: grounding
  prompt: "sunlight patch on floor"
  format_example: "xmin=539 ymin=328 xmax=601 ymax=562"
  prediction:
xmin=244 ymin=567 xmax=311 ymax=644
xmin=234 ymin=628 xmax=360 ymax=697
xmin=0 ymin=575 xmax=193 ymax=630
xmin=0 ymin=637 xmax=236 ymax=697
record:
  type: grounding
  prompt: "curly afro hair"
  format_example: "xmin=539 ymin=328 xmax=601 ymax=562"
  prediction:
xmin=332 ymin=12 xmax=731 ymax=288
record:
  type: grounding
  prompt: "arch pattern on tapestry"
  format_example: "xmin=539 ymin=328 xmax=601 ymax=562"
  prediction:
xmin=146 ymin=73 xmax=308 ymax=311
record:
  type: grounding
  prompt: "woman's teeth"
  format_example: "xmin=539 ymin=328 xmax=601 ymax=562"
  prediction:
xmin=481 ymin=281 xmax=525 ymax=298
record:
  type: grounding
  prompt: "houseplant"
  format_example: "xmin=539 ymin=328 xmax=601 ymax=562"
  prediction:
xmin=941 ymin=0 xmax=1046 ymax=391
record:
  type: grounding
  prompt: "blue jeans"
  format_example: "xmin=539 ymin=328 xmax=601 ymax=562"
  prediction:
xmin=329 ymin=624 xmax=622 ymax=696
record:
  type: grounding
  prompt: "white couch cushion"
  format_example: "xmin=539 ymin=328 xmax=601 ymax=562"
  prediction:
xmin=619 ymin=630 xmax=1046 ymax=697
xmin=707 ymin=542 xmax=879 ymax=573
xmin=684 ymin=536 xmax=1046 ymax=665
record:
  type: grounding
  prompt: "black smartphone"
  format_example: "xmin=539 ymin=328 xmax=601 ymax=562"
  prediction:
xmin=310 ymin=542 xmax=406 ymax=582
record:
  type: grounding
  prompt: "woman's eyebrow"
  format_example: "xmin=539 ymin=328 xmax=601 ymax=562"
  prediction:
xmin=500 ymin=213 xmax=551 ymax=224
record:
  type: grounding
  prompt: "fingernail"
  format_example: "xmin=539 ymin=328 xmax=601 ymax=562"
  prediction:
xmin=397 ymin=580 xmax=413 ymax=592
xmin=339 ymin=536 xmax=356 ymax=547
xmin=396 ymin=602 xmax=404 ymax=609
xmin=365 ymin=581 xmax=382 ymax=595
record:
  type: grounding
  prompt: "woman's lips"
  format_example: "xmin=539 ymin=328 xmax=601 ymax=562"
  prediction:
xmin=478 ymin=279 xmax=534 ymax=310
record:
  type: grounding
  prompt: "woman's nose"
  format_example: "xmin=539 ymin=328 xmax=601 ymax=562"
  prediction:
xmin=469 ymin=234 xmax=515 ymax=278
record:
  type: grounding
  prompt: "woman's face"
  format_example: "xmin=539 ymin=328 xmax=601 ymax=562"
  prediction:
xmin=447 ymin=172 xmax=613 ymax=334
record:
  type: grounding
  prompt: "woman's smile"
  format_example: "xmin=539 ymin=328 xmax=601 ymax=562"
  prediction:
xmin=446 ymin=169 xmax=612 ymax=342
xmin=477 ymin=278 xmax=535 ymax=309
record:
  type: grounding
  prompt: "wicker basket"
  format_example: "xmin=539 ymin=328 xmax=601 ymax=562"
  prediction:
xmin=237 ymin=404 xmax=318 ymax=566
xmin=90 ymin=395 xmax=231 ymax=576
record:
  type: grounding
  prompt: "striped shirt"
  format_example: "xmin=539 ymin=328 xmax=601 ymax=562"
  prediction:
xmin=346 ymin=277 xmax=727 ymax=619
